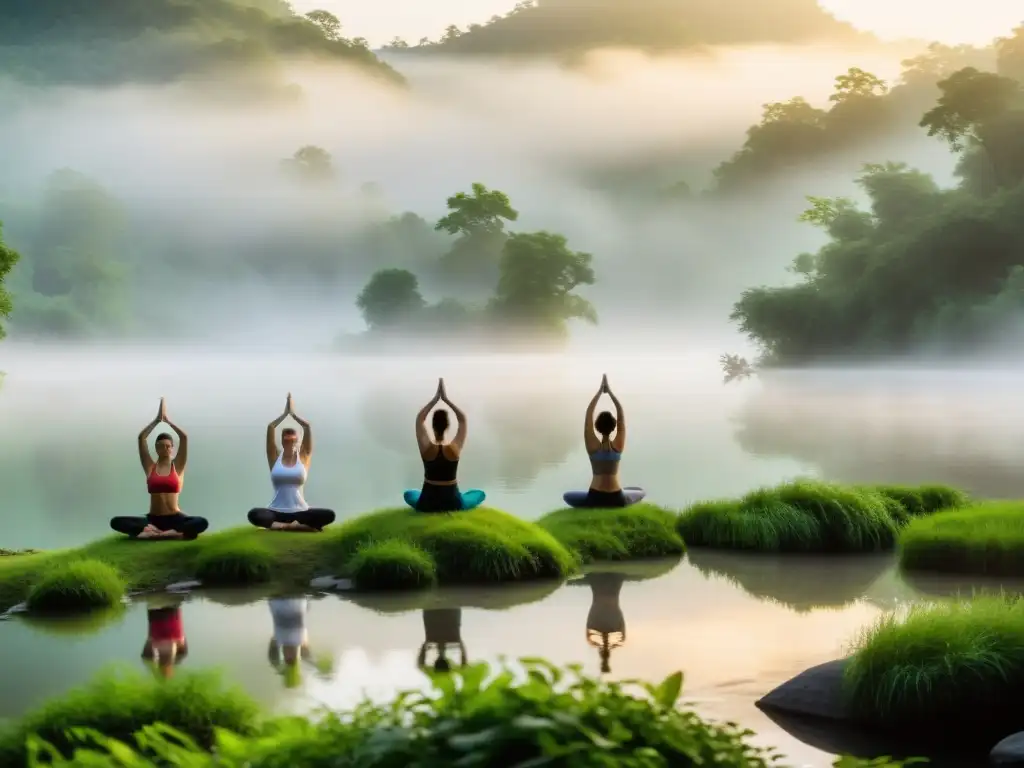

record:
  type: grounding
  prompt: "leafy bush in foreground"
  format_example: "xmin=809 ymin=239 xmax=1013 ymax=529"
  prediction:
xmin=15 ymin=661 xmax=912 ymax=768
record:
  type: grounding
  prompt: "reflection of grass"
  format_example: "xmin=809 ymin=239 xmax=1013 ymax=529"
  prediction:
xmin=677 ymin=479 xmax=965 ymax=554
xmin=687 ymin=549 xmax=891 ymax=612
xmin=342 ymin=581 xmax=563 ymax=614
xmin=538 ymin=505 xmax=684 ymax=563
xmin=900 ymin=501 xmax=1024 ymax=576
xmin=845 ymin=596 xmax=1024 ymax=747
xmin=18 ymin=605 xmax=127 ymax=636
xmin=567 ymin=558 xmax=682 ymax=583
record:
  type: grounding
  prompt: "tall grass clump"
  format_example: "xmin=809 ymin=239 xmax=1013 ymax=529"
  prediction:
xmin=332 ymin=508 xmax=577 ymax=585
xmin=899 ymin=501 xmax=1024 ymax=576
xmin=537 ymin=504 xmax=685 ymax=563
xmin=194 ymin=541 xmax=274 ymax=586
xmin=677 ymin=480 xmax=902 ymax=553
xmin=346 ymin=540 xmax=435 ymax=590
xmin=0 ymin=668 xmax=259 ymax=765
xmin=25 ymin=560 xmax=125 ymax=613
xmin=844 ymin=596 xmax=1024 ymax=745
xmin=873 ymin=484 xmax=969 ymax=523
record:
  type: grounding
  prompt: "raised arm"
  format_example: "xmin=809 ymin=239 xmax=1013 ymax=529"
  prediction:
xmin=583 ymin=387 xmax=602 ymax=454
xmin=607 ymin=385 xmax=626 ymax=452
xmin=266 ymin=394 xmax=291 ymax=469
xmin=137 ymin=399 xmax=164 ymax=473
xmin=444 ymin=390 xmax=469 ymax=451
xmin=164 ymin=413 xmax=189 ymax=474
xmin=415 ymin=379 xmax=444 ymax=452
xmin=292 ymin=411 xmax=313 ymax=465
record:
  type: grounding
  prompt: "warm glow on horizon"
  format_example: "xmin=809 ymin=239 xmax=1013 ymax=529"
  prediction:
xmin=290 ymin=0 xmax=1021 ymax=48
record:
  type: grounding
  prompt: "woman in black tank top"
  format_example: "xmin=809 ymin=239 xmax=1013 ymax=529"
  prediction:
xmin=404 ymin=378 xmax=487 ymax=513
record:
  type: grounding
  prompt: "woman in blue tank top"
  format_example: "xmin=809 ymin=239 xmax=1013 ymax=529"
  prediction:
xmin=248 ymin=394 xmax=336 ymax=532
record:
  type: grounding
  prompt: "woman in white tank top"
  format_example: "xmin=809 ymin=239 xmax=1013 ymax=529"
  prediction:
xmin=247 ymin=394 xmax=336 ymax=532
xmin=267 ymin=596 xmax=311 ymax=686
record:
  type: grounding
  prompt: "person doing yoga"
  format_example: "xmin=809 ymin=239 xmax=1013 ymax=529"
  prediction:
xmin=563 ymin=375 xmax=646 ymax=509
xmin=110 ymin=398 xmax=209 ymax=539
xmin=404 ymin=378 xmax=486 ymax=513
xmin=248 ymin=394 xmax=335 ymax=532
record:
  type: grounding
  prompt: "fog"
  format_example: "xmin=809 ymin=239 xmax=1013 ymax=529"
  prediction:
xmin=0 ymin=40 xmax=958 ymax=348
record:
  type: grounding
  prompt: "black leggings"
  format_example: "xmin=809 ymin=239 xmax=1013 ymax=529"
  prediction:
xmin=247 ymin=508 xmax=336 ymax=530
xmin=110 ymin=513 xmax=209 ymax=539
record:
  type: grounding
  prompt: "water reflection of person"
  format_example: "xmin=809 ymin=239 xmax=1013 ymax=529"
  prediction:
xmin=268 ymin=596 xmax=311 ymax=688
xmin=584 ymin=573 xmax=627 ymax=674
xmin=142 ymin=597 xmax=188 ymax=679
xmin=417 ymin=608 xmax=467 ymax=673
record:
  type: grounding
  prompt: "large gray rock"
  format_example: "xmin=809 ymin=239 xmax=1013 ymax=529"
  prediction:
xmin=756 ymin=659 xmax=852 ymax=721
xmin=992 ymin=732 xmax=1024 ymax=765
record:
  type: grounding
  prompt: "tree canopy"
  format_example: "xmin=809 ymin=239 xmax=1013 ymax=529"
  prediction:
xmin=728 ymin=66 xmax=1024 ymax=365
xmin=0 ymin=223 xmax=21 ymax=340
xmin=409 ymin=0 xmax=862 ymax=56
xmin=0 ymin=1 xmax=401 ymax=87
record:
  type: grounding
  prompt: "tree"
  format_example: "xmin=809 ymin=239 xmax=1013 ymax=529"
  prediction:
xmin=919 ymin=67 xmax=1024 ymax=187
xmin=355 ymin=269 xmax=426 ymax=330
xmin=387 ymin=37 xmax=409 ymax=49
xmin=489 ymin=231 xmax=596 ymax=336
xmin=305 ymin=10 xmax=342 ymax=41
xmin=281 ymin=145 xmax=335 ymax=182
xmin=996 ymin=25 xmax=1024 ymax=81
xmin=441 ymin=25 xmax=462 ymax=43
xmin=829 ymin=67 xmax=888 ymax=103
xmin=435 ymin=183 xmax=518 ymax=237
xmin=435 ymin=183 xmax=520 ymax=289
xmin=0 ymin=222 xmax=21 ymax=340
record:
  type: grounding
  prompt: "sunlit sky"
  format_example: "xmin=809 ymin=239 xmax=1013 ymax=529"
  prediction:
xmin=289 ymin=0 xmax=1022 ymax=47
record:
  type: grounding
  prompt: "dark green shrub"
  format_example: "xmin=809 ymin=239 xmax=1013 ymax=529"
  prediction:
xmin=346 ymin=540 xmax=436 ymax=590
xmin=25 ymin=560 xmax=125 ymax=613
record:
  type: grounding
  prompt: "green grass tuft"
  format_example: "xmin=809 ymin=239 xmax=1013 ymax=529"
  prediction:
xmin=537 ymin=503 xmax=684 ymax=563
xmin=873 ymin=484 xmax=969 ymax=522
xmin=844 ymin=596 xmax=1024 ymax=745
xmin=0 ymin=667 xmax=260 ymax=764
xmin=899 ymin=501 xmax=1024 ymax=576
xmin=347 ymin=539 xmax=436 ymax=590
xmin=194 ymin=540 xmax=274 ymax=586
xmin=25 ymin=560 xmax=125 ymax=613
xmin=676 ymin=480 xmax=964 ymax=554
xmin=331 ymin=507 xmax=578 ymax=585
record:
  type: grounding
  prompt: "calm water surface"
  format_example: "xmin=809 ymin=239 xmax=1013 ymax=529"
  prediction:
xmin=5 ymin=349 xmax=1024 ymax=765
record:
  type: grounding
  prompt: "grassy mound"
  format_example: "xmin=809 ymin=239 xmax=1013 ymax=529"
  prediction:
xmin=5 ymin=661 xmax=903 ymax=768
xmin=687 ymin=550 xmax=890 ymax=612
xmin=0 ymin=668 xmax=259 ymax=765
xmin=24 ymin=560 xmax=125 ymax=613
xmin=194 ymin=540 xmax=274 ymax=586
xmin=333 ymin=508 xmax=577 ymax=585
xmin=899 ymin=501 xmax=1024 ymax=576
xmin=537 ymin=504 xmax=684 ymax=563
xmin=677 ymin=480 xmax=966 ymax=553
xmin=844 ymin=596 xmax=1024 ymax=747
xmin=347 ymin=540 xmax=436 ymax=590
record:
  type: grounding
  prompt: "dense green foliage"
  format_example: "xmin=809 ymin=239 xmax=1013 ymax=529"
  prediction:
xmin=676 ymin=480 xmax=965 ymax=553
xmin=351 ymin=184 xmax=598 ymax=344
xmin=0 ymin=222 xmax=20 ymax=339
xmin=537 ymin=504 xmax=685 ymax=562
xmin=844 ymin=596 xmax=1024 ymax=747
xmin=7 ymin=661 xmax=908 ymax=768
xmin=404 ymin=0 xmax=861 ymax=56
xmin=899 ymin=501 xmax=1024 ymax=575
xmin=0 ymin=669 xmax=259 ymax=766
xmin=194 ymin=540 xmax=275 ymax=585
xmin=24 ymin=560 xmax=125 ymax=613
xmin=0 ymin=1 xmax=400 ymax=87
xmin=728 ymin=32 xmax=1024 ymax=363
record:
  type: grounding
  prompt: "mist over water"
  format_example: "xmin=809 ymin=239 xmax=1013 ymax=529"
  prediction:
xmin=0 ymin=40 xmax=954 ymax=342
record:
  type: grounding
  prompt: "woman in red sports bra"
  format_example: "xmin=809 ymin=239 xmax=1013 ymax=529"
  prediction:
xmin=142 ymin=597 xmax=188 ymax=679
xmin=110 ymin=398 xmax=209 ymax=540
